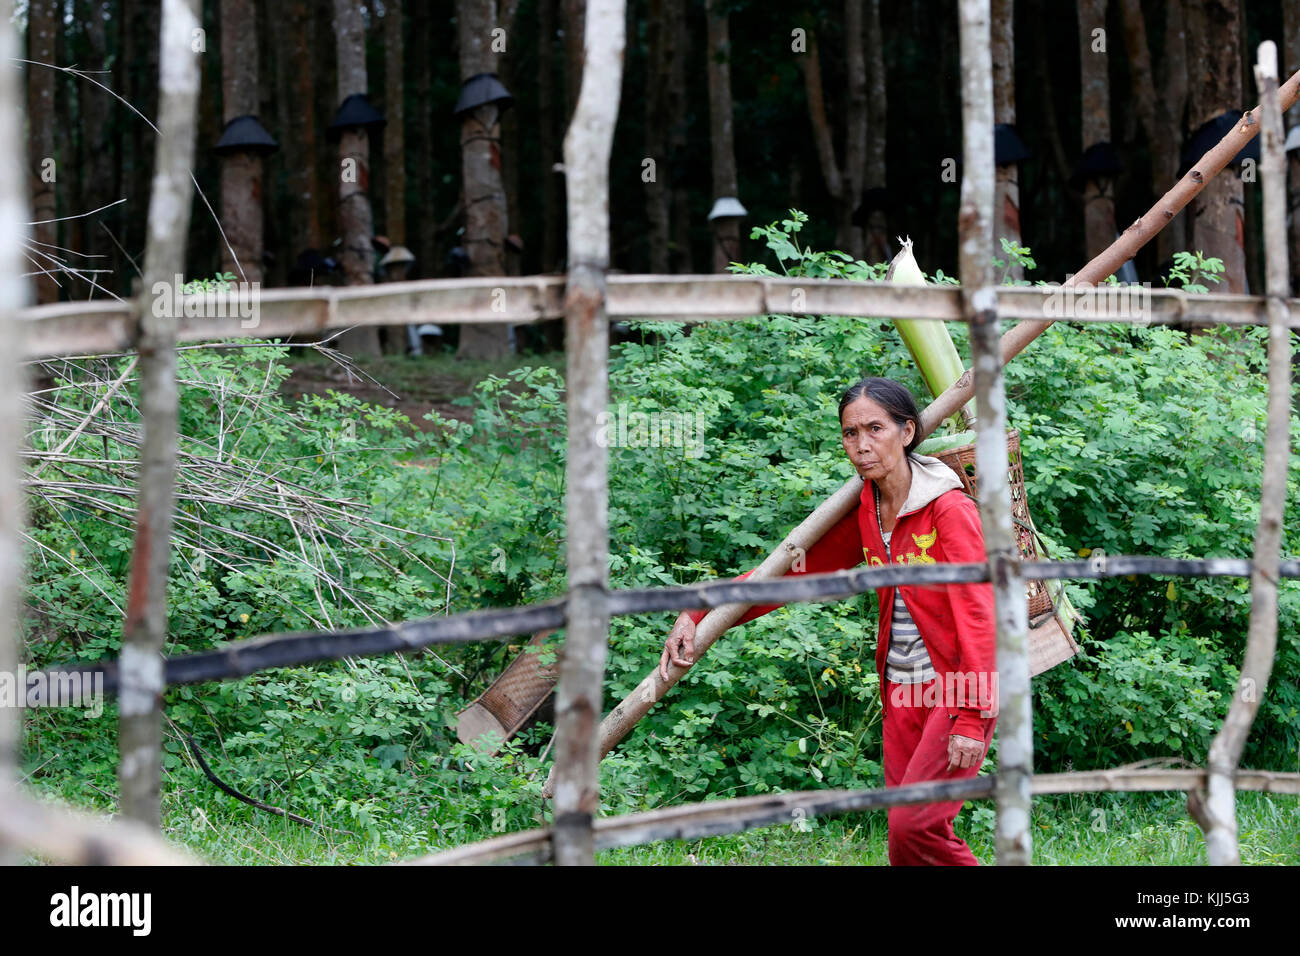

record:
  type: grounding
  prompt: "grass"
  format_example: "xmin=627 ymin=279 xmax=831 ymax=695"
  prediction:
xmin=21 ymin=776 xmax=1298 ymax=866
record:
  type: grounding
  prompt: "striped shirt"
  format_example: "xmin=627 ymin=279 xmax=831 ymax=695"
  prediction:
xmin=881 ymin=528 xmax=936 ymax=684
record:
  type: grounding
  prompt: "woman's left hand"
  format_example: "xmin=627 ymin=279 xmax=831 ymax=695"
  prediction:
xmin=946 ymin=733 xmax=985 ymax=773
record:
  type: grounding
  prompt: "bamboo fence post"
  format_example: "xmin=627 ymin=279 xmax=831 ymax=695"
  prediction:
xmin=1190 ymin=41 xmax=1292 ymax=866
xmin=920 ymin=66 xmax=1300 ymax=437
xmin=118 ymin=0 xmax=201 ymax=827
xmin=551 ymin=0 xmax=625 ymax=866
xmin=0 ymin=0 xmax=29 ymax=867
xmin=958 ymin=0 xmax=1032 ymax=867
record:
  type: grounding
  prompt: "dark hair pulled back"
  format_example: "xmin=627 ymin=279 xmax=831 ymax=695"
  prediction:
xmin=837 ymin=377 xmax=921 ymax=455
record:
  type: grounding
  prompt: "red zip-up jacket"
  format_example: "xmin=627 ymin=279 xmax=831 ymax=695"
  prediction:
xmin=686 ymin=453 xmax=999 ymax=739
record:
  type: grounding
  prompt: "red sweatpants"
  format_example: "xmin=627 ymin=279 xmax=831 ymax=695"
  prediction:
xmin=883 ymin=678 xmax=997 ymax=866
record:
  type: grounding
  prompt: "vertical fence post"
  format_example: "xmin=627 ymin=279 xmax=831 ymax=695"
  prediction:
xmin=552 ymin=0 xmax=626 ymax=866
xmin=118 ymin=0 xmax=201 ymax=827
xmin=958 ymin=0 xmax=1032 ymax=866
xmin=0 ymin=0 xmax=30 ymax=866
xmin=1193 ymin=40 xmax=1293 ymax=866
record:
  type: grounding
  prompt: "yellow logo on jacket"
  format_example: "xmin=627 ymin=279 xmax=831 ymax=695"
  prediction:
xmin=864 ymin=527 xmax=938 ymax=566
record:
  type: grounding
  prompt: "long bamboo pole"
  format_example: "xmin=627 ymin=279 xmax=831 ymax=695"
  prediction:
xmin=118 ymin=0 xmax=201 ymax=827
xmin=1190 ymin=41 xmax=1292 ymax=867
xmin=551 ymin=0 xmax=625 ymax=866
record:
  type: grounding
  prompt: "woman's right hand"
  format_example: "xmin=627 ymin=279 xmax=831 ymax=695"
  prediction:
xmin=659 ymin=611 xmax=699 ymax=682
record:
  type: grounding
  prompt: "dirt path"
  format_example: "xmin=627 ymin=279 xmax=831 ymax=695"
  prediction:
xmin=278 ymin=351 xmax=566 ymax=432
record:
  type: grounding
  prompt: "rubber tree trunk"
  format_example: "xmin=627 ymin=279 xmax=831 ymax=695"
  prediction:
xmin=82 ymin=0 xmax=116 ymax=274
xmin=382 ymin=0 xmax=407 ymax=353
xmin=863 ymin=0 xmax=890 ymax=265
xmin=280 ymin=0 xmax=321 ymax=259
xmin=411 ymin=1 xmax=436 ymax=279
xmin=644 ymin=0 xmax=669 ymax=274
xmin=332 ymin=0 xmax=381 ymax=356
xmin=705 ymin=0 xmax=740 ymax=272
xmin=800 ymin=1 xmax=867 ymax=259
xmin=1078 ymin=0 xmax=1116 ymax=261
xmin=1118 ymin=0 xmax=1185 ymax=263
xmin=219 ymin=0 xmax=263 ymax=284
xmin=667 ymin=0 xmax=692 ymax=272
xmin=26 ymin=0 xmax=58 ymax=304
xmin=456 ymin=0 xmax=513 ymax=360
xmin=1186 ymin=0 xmax=1247 ymax=296
xmin=991 ymin=0 xmax=1022 ymax=281
xmin=1284 ymin=0 xmax=1300 ymax=294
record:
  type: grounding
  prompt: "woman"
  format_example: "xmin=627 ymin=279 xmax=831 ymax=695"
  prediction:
xmin=660 ymin=377 xmax=999 ymax=865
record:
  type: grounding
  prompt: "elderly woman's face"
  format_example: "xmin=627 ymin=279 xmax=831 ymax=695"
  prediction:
xmin=840 ymin=395 xmax=914 ymax=481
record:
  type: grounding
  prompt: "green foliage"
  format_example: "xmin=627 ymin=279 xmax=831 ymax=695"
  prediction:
xmin=1162 ymin=250 xmax=1226 ymax=294
xmin=180 ymin=271 xmax=238 ymax=294
xmin=23 ymin=222 xmax=1300 ymax=861
xmin=994 ymin=236 xmax=1038 ymax=285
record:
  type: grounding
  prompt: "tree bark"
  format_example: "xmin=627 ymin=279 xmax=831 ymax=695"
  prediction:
xmin=991 ymin=0 xmax=1022 ymax=280
xmin=281 ymin=0 xmax=322 ymax=258
xmin=26 ymin=0 xmax=58 ymax=304
xmin=456 ymin=0 xmax=513 ymax=360
xmin=119 ymin=0 xmax=200 ymax=829
xmin=1185 ymin=0 xmax=1246 ymax=295
xmin=332 ymin=0 xmax=381 ymax=355
xmin=1163 ymin=0 xmax=1190 ymax=258
xmin=499 ymin=0 xmax=520 ymax=275
xmin=666 ymin=0 xmax=691 ymax=272
xmin=219 ymin=0 xmax=263 ymax=284
xmin=409 ymin=0 xmax=435 ymax=279
xmin=842 ymin=0 xmax=867 ymax=257
xmin=705 ymin=0 xmax=740 ymax=272
xmin=1284 ymin=0 xmax=1300 ymax=293
xmin=381 ymin=0 xmax=407 ymax=353
xmin=799 ymin=2 xmax=868 ymax=259
xmin=81 ymin=0 xmax=117 ymax=277
xmin=1119 ymin=0 xmax=1183 ymax=263
xmin=125 ymin=0 xmax=161 ymax=281
xmin=644 ymin=0 xmax=669 ymax=274
xmin=863 ymin=0 xmax=890 ymax=264
xmin=1078 ymin=0 xmax=1115 ymax=261
xmin=561 ymin=0 xmax=585 ymax=127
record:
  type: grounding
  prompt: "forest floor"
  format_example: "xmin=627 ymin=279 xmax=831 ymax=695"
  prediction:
xmin=277 ymin=344 xmax=567 ymax=431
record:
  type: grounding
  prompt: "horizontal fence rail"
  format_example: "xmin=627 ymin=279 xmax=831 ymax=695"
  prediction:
xmin=26 ymin=555 xmax=1300 ymax=704
xmin=405 ymin=767 xmax=1300 ymax=866
xmin=17 ymin=277 xmax=1300 ymax=359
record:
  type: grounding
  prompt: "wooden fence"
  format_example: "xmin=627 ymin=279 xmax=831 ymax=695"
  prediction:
xmin=0 ymin=0 xmax=1296 ymax=866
